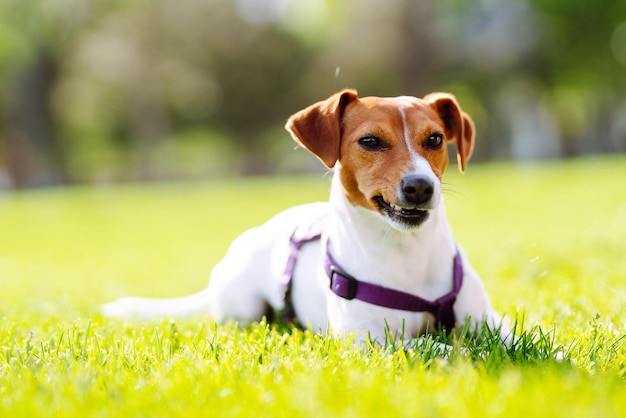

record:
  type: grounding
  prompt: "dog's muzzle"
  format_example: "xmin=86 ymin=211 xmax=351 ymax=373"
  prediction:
xmin=373 ymin=174 xmax=438 ymax=230
xmin=401 ymin=174 xmax=434 ymax=206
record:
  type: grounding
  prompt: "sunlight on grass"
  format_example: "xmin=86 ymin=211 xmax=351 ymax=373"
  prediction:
xmin=1 ymin=158 xmax=625 ymax=417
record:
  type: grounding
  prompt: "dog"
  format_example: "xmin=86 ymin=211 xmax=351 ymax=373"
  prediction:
xmin=103 ymin=89 xmax=510 ymax=345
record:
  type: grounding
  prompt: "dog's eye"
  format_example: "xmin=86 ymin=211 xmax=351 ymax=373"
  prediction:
xmin=358 ymin=136 xmax=388 ymax=151
xmin=425 ymin=133 xmax=444 ymax=149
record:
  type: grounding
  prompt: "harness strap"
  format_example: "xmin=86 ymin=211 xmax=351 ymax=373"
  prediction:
xmin=279 ymin=222 xmax=324 ymax=323
xmin=280 ymin=221 xmax=464 ymax=332
xmin=323 ymin=245 xmax=463 ymax=332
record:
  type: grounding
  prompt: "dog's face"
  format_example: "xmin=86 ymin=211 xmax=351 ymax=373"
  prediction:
xmin=286 ymin=90 xmax=475 ymax=231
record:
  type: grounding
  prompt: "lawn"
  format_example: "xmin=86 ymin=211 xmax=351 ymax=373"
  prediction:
xmin=1 ymin=157 xmax=625 ymax=417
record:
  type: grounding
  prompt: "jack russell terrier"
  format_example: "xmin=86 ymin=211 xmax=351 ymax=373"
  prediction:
xmin=103 ymin=89 xmax=510 ymax=345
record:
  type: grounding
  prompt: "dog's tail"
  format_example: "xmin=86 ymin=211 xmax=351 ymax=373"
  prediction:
xmin=101 ymin=289 xmax=212 ymax=319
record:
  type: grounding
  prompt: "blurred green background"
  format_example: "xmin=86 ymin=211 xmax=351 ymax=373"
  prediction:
xmin=1 ymin=0 xmax=625 ymax=188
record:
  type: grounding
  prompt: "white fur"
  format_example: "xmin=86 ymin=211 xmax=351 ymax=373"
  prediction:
xmin=103 ymin=96 xmax=510 ymax=346
xmin=103 ymin=174 xmax=509 ymax=345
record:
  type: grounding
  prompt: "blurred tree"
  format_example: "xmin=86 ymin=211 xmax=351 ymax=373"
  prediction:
xmin=0 ymin=0 xmax=114 ymax=187
xmin=206 ymin=16 xmax=316 ymax=174
xmin=528 ymin=0 xmax=626 ymax=156
xmin=1 ymin=2 xmax=63 ymax=188
xmin=54 ymin=0 xmax=319 ymax=178
xmin=0 ymin=0 xmax=624 ymax=187
xmin=3 ymin=49 xmax=63 ymax=188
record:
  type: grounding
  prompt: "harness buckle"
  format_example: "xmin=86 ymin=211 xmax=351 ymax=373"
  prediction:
xmin=329 ymin=266 xmax=358 ymax=300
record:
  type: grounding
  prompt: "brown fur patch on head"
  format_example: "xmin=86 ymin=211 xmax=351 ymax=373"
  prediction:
xmin=285 ymin=90 xmax=475 ymax=217
xmin=336 ymin=96 xmax=452 ymax=212
xmin=424 ymin=93 xmax=475 ymax=173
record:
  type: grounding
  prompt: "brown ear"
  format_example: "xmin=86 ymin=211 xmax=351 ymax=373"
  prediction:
xmin=285 ymin=89 xmax=358 ymax=168
xmin=424 ymin=93 xmax=475 ymax=173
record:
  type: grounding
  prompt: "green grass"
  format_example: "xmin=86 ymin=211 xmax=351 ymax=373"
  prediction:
xmin=1 ymin=157 xmax=625 ymax=417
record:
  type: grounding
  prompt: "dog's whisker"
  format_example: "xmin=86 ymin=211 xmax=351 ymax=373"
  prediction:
xmin=442 ymin=189 xmax=467 ymax=200
xmin=381 ymin=225 xmax=392 ymax=247
xmin=441 ymin=182 xmax=467 ymax=200
xmin=441 ymin=181 xmax=460 ymax=190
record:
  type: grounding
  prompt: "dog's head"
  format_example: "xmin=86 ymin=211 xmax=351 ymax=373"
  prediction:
xmin=285 ymin=89 xmax=475 ymax=231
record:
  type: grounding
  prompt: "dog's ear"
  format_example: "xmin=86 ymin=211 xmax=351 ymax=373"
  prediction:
xmin=285 ymin=89 xmax=358 ymax=168
xmin=425 ymin=93 xmax=475 ymax=173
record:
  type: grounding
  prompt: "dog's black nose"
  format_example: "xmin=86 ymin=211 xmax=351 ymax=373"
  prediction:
xmin=401 ymin=175 xmax=434 ymax=205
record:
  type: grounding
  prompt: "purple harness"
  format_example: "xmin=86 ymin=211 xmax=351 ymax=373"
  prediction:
xmin=280 ymin=220 xmax=464 ymax=331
